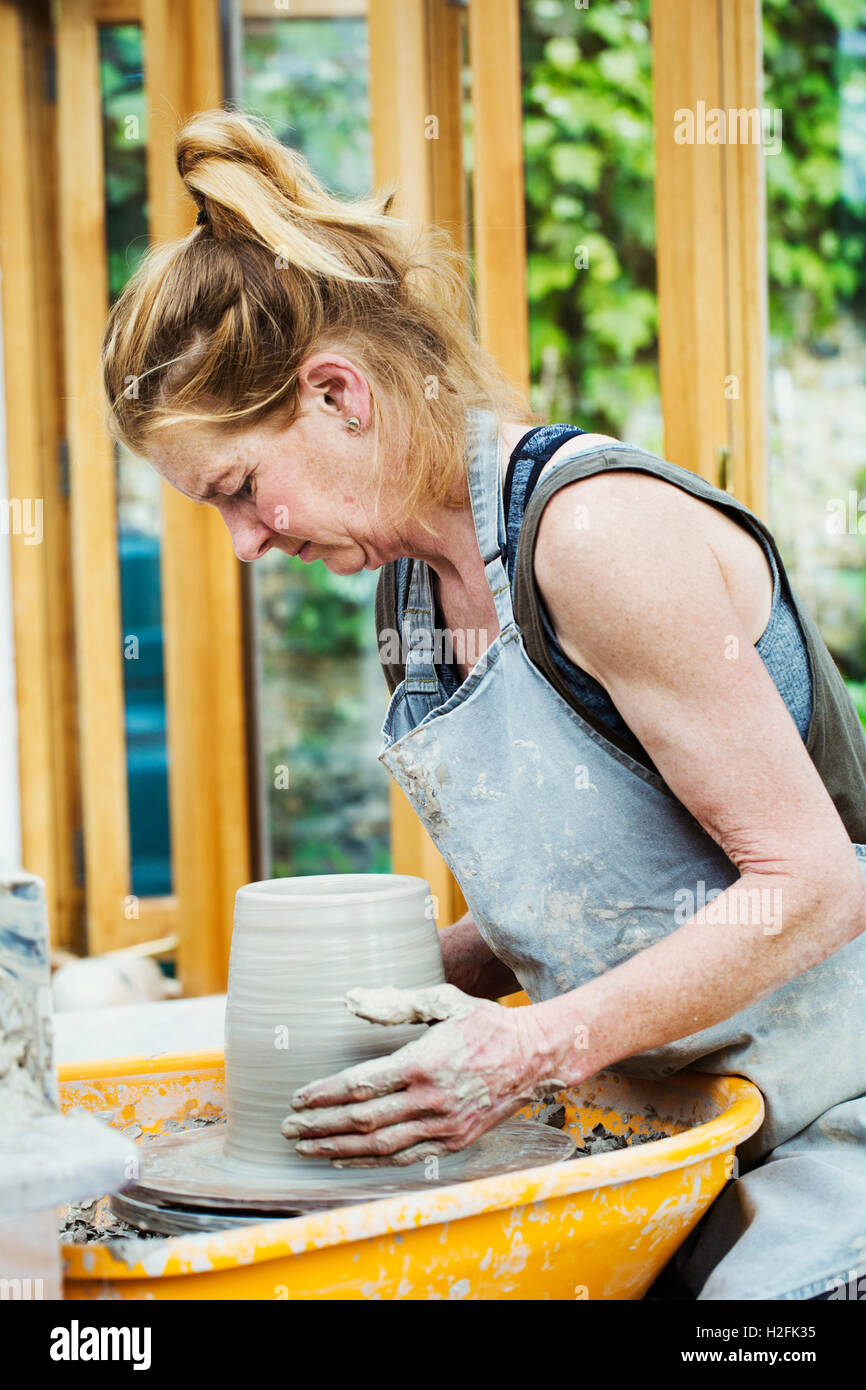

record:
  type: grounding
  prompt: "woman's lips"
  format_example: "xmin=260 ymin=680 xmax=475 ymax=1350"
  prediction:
xmin=298 ymin=541 xmax=313 ymax=562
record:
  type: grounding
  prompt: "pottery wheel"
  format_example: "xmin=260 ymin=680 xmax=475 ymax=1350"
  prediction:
xmin=118 ymin=1120 xmax=576 ymax=1228
xmin=110 ymin=1190 xmax=275 ymax=1236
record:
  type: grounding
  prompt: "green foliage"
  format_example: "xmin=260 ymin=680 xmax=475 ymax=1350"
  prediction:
xmin=242 ymin=19 xmax=371 ymax=199
xmin=762 ymin=0 xmax=866 ymax=338
xmin=240 ymin=31 xmax=391 ymax=874
xmin=521 ymin=0 xmax=866 ymax=720
xmin=846 ymin=681 xmax=866 ymax=725
xmin=521 ymin=0 xmax=866 ymax=430
xmin=520 ymin=0 xmax=658 ymax=439
xmin=279 ymin=560 xmax=374 ymax=657
xmin=99 ymin=26 xmax=148 ymax=302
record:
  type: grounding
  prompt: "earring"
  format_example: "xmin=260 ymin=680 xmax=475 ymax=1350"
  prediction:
xmin=345 ymin=417 xmax=361 ymax=434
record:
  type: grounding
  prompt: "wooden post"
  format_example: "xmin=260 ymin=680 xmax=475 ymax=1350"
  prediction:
xmin=652 ymin=0 xmax=768 ymax=515
xmin=53 ymin=0 xmax=250 ymax=986
xmin=427 ymin=0 xmax=469 ymax=255
xmin=468 ymin=0 xmax=530 ymax=397
xmin=718 ymin=0 xmax=768 ymax=518
xmin=56 ymin=0 xmax=132 ymax=949
xmin=368 ymin=0 xmax=433 ymax=221
xmin=143 ymin=0 xmax=250 ymax=993
xmin=369 ymin=0 xmax=469 ymax=925
xmin=0 ymin=0 xmax=83 ymax=950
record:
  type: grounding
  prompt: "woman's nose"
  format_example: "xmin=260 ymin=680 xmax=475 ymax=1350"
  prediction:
xmin=221 ymin=510 xmax=273 ymax=562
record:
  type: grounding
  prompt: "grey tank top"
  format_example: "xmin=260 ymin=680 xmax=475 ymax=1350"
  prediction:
xmin=423 ymin=423 xmax=813 ymax=755
xmin=376 ymin=428 xmax=866 ymax=844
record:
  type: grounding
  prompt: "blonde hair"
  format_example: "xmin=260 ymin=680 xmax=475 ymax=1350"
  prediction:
xmin=102 ymin=108 xmax=535 ymax=528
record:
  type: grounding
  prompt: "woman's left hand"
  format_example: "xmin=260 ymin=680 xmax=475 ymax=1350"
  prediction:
xmin=280 ymin=984 xmax=561 ymax=1166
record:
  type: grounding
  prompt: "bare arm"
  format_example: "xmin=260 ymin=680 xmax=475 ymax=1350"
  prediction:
xmin=526 ymin=470 xmax=866 ymax=1083
xmin=282 ymin=470 xmax=866 ymax=1163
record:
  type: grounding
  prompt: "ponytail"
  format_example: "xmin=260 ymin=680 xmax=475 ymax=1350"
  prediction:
xmin=103 ymin=109 xmax=532 ymax=525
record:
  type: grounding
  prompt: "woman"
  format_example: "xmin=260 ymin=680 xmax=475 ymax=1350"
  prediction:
xmin=103 ymin=111 xmax=866 ymax=1300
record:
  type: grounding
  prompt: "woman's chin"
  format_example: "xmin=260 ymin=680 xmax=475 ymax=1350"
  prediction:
xmin=323 ymin=556 xmax=365 ymax=576
xmin=320 ymin=547 xmax=370 ymax=575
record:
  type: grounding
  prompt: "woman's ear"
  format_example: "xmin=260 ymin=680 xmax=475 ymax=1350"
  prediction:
xmin=295 ymin=353 xmax=370 ymax=428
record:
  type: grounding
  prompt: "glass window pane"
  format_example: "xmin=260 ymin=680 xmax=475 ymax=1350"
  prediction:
xmin=520 ymin=0 xmax=660 ymax=451
xmin=242 ymin=13 xmax=372 ymax=198
xmin=764 ymin=2 xmax=866 ymax=726
xmin=99 ymin=24 xmax=173 ymax=896
xmin=242 ymin=8 xmax=391 ymax=878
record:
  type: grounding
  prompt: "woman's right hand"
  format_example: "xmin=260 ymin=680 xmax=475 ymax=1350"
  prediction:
xmin=437 ymin=912 xmax=521 ymax=999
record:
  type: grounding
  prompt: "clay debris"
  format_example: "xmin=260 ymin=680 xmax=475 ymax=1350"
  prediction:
xmin=57 ymin=1114 xmax=225 ymax=1244
xmin=59 ymin=1195 xmax=162 ymax=1245
xmin=576 ymin=1121 xmax=670 ymax=1155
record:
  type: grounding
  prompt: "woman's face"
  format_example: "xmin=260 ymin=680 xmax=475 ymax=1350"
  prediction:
xmin=145 ymin=354 xmax=406 ymax=575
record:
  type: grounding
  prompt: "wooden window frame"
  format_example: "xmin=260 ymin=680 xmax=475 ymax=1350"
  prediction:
xmin=372 ymin=0 xmax=769 ymax=920
xmin=652 ymin=0 xmax=768 ymax=516
xmin=2 ymin=0 xmax=769 ymax=968
xmin=368 ymin=0 xmax=473 ymax=926
xmin=53 ymin=0 xmax=250 ymax=991
xmin=0 ymin=0 xmax=83 ymax=952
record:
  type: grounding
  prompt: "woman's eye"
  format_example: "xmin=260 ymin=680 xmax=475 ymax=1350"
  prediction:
xmin=233 ymin=476 xmax=253 ymax=500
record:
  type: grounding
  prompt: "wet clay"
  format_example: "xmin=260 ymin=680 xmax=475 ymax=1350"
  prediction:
xmin=223 ymin=875 xmax=445 ymax=1170
xmin=109 ymin=875 xmax=573 ymax=1231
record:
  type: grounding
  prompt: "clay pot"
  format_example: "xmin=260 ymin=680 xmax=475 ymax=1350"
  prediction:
xmin=223 ymin=874 xmax=445 ymax=1169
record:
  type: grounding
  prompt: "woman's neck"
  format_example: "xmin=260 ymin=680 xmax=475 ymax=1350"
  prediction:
xmin=398 ymin=419 xmax=530 ymax=588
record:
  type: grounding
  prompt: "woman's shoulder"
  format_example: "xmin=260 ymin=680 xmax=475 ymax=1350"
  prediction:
xmin=529 ymin=431 xmax=688 ymax=494
xmin=528 ymin=437 xmax=701 ymax=544
xmin=530 ymin=447 xmax=776 ymax=667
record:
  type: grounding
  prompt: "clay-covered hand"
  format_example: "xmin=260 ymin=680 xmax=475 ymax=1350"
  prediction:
xmin=280 ymin=984 xmax=562 ymax=1167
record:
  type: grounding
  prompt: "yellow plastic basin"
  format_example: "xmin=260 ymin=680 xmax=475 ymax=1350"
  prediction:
xmin=58 ymin=1050 xmax=763 ymax=1300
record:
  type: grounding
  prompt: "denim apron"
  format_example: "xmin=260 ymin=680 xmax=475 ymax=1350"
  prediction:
xmin=378 ymin=407 xmax=866 ymax=1300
